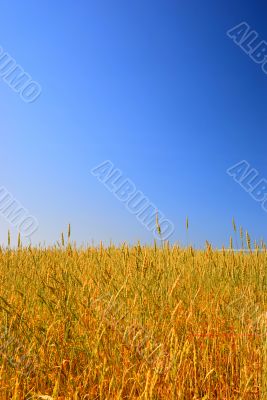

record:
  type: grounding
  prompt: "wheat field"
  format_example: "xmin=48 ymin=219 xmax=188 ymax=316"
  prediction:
xmin=0 ymin=230 xmax=267 ymax=399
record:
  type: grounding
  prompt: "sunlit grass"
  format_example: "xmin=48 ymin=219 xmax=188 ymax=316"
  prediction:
xmin=0 ymin=235 xmax=266 ymax=399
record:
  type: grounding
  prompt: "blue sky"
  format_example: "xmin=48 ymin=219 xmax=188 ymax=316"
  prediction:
xmin=0 ymin=0 xmax=266 ymax=247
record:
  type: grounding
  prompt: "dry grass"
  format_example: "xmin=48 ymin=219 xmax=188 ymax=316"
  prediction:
xmin=0 ymin=239 xmax=266 ymax=399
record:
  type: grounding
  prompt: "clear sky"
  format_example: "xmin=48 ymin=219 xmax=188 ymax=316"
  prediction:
xmin=0 ymin=0 xmax=266 ymax=248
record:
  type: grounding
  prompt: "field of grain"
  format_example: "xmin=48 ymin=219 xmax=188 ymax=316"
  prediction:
xmin=0 ymin=234 xmax=267 ymax=399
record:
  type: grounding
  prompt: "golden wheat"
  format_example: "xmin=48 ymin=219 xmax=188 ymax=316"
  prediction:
xmin=0 ymin=232 xmax=266 ymax=399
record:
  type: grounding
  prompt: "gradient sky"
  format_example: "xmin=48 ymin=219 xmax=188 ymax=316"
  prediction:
xmin=0 ymin=0 xmax=267 ymax=248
